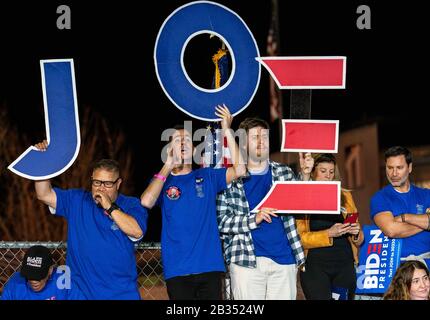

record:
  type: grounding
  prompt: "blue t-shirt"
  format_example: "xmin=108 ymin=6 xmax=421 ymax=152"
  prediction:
xmin=156 ymin=168 xmax=227 ymax=280
xmin=53 ymin=188 xmax=148 ymax=300
xmin=1 ymin=268 xmax=85 ymax=300
xmin=244 ymin=167 xmax=295 ymax=265
xmin=370 ymin=184 xmax=430 ymax=263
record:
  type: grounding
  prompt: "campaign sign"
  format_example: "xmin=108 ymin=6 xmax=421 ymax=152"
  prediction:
xmin=256 ymin=56 xmax=346 ymax=89
xmin=281 ymin=119 xmax=338 ymax=153
xmin=355 ymin=225 xmax=402 ymax=294
xmin=154 ymin=1 xmax=260 ymax=121
xmin=251 ymin=181 xmax=340 ymax=214
xmin=154 ymin=2 xmax=347 ymax=121
xmin=8 ymin=59 xmax=80 ymax=180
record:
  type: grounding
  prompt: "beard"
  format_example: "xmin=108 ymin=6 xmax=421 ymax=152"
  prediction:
xmin=388 ymin=175 xmax=408 ymax=187
xmin=249 ymin=150 xmax=269 ymax=163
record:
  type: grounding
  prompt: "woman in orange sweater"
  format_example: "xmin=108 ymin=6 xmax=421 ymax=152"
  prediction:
xmin=296 ymin=153 xmax=364 ymax=300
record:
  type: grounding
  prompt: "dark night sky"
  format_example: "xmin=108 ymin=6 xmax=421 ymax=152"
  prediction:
xmin=0 ymin=1 xmax=428 ymax=240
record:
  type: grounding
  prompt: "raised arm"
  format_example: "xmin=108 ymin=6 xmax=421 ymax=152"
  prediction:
xmin=140 ymin=163 xmax=173 ymax=209
xmin=140 ymin=144 xmax=176 ymax=209
xmin=298 ymin=152 xmax=314 ymax=181
xmin=34 ymin=140 xmax=57 ymax=208
xmin=35 ymin=180 xmax=57 ymax=209
xmin=215 ymin=104 xmax=246 ymax=185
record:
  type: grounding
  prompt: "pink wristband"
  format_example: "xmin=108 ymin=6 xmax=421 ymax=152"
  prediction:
xmin=153 ymin=173 xmax=167 ymax=182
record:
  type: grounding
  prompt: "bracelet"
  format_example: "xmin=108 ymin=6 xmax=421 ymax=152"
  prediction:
xmin=153 ymin=173 xmax=167 ymax=182
xmin=401 ymin=214 xmax=406 ymax=223
xmin=427 ymin=212 xmax=430 ymax=231
xmin=105 ymin=202 xmax=120 ymax=217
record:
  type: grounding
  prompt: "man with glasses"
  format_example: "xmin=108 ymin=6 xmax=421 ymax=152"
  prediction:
xmin=33 ymin=140 xmax=148 ymax=299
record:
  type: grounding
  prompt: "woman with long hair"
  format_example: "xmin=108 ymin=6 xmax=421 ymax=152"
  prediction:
xmin=296 ymin=153 xmax=364 ymax=300
xmin=384 ymin=260 xmax=430 ymax=300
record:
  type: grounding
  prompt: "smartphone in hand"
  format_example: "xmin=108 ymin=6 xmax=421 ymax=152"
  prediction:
xmin=344 ymin=212 xmax=358 ymax=224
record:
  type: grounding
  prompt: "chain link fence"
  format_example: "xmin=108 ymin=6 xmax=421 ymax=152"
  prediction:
xmin=0 ymin=241 xmax=232 ymax=300
xmin=0 ymin=241 xmax=168 ymax=300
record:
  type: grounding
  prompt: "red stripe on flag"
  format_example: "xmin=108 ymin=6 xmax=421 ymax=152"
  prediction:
xmin=253 ymin=182 xmax=339 ymax=213
xmin=258 ymin=57 xmax=345 ymax=88
xmin=222 ymin=136 xmax=232 ymax=168
xmin=282 ymin=120 xmax=338 ymax=152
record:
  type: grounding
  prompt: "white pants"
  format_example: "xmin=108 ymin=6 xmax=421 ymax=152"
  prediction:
xmin=229 ymin=256 xmax=297 ymax=300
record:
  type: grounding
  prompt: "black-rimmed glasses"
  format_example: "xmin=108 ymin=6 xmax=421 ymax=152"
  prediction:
xmin=91 ymin=178 xmax=120 ymax=188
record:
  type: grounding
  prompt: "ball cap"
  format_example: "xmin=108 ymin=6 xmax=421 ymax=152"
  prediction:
xmin=20 ymin=245 xmax=53 ymax=281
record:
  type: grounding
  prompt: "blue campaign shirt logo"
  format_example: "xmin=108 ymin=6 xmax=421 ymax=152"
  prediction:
xmin=195 ymin=177 xmax=204 ymax=198
xmin=111 ymin=222 xmax=119 ymax=231
xmin=417 ymin=204 xmax=424 ymax=214
xmin=166 ymin=186 xmax=181 ymax=200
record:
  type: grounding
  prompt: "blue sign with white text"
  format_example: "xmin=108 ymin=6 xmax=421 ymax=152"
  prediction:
xmin=355 ymin=225 xmax=402 ymax=294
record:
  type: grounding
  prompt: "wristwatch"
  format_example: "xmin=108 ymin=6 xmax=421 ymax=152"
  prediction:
xmin=105 ymin=202 xmax=120 ymax=217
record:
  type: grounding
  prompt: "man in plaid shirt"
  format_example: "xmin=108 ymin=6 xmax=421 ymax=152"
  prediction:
xmin=217 ymin=117 xmax=313 ymax=300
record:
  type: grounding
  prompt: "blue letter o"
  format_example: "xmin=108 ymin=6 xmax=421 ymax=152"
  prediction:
xmin=154 ymin=1 xmax=260 ymax=121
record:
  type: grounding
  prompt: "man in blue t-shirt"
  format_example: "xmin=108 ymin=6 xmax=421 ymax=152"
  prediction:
xmin=34 ymin=144 xmax=148 ymax=300
xmin=1 ymin=245 xmax=84 ymax=300
xmin=141 ymin=105 xmax=246 ymax=300
xmin=371 ymin=146 xmax=430 ymax=267
xmin=217 ymin=117 xmax=313 ymax=300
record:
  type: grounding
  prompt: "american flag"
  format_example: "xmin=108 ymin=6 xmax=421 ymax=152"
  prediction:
xmin=267 ymin=0 xmax=283 ymax=122
xmin=202 ymin=123 xmax=232 ymax=168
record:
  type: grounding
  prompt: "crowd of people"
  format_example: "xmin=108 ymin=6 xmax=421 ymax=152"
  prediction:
xmin=1 ymin=106 xmax=430 ymax=301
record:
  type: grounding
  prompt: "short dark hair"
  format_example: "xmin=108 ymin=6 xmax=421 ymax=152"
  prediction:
xmin=384 ymin=146 xmax=412 ymax=165
xmin=172 ymin=124 xmax=185 ymax=131
xmin=92 ymin=159 xmax=120 ymax=176
xmin=168 ymin=124 xmax=192 ymax=143
xmin=238 ymin=117 xmax=269 ymax=133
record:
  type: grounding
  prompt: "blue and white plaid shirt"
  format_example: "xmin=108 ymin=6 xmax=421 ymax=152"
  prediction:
xmin=216 ymin=161 xmax=306 ymax=268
